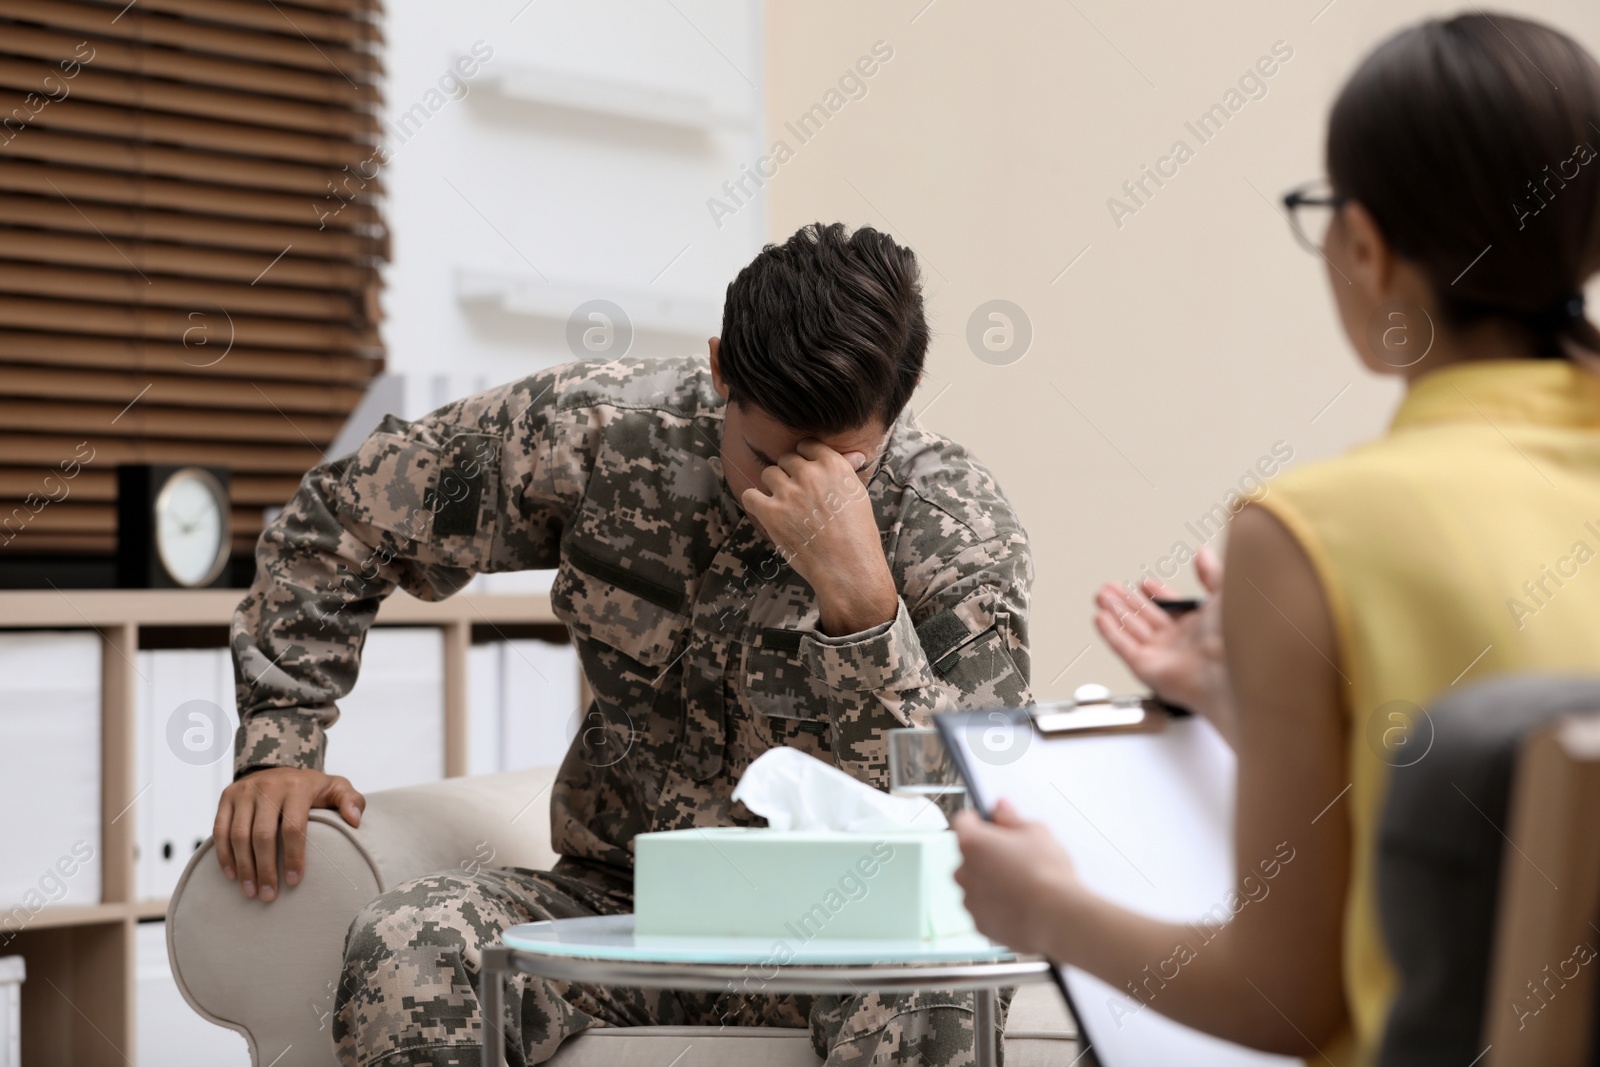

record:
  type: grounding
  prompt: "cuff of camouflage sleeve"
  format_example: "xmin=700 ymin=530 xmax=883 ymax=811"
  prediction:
xmin=233 ymin=707 xmax=328 ymax=778
xmin=801 ymin=598 xmax=933 ymax=693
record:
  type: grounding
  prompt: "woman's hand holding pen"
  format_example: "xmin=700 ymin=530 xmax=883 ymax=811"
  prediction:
xmin=1093 ymin=545 xmax=1238 ymax=747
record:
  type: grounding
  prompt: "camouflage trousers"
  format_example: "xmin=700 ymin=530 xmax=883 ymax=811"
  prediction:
xmin=333 ymin=860 xmax=1009 ymax=1066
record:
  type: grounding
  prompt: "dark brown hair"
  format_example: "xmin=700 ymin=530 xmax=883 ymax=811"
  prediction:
xmin=1328 ymin=13 xmax=1600 ymax=357
xmin=717 ymin=222 xmax=927 ymax=434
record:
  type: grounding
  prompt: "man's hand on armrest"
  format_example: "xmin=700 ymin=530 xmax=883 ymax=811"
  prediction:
xmin=213 ymin=767 xmax=366 ymax=903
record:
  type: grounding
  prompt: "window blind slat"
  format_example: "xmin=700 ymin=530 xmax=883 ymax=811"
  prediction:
xmin=0 ymin=330 xmax=381 ymax=383
xmin=83 ymin=0 xmax=387 ymax=26
xmin=0 ymin=230 xmax=377 ymax=288
xmin=0 ymin=468 xmax=301 ymax=505
xmin=0 ymin=296 xmax=379 ymax=352
xmin=0 ymin=366 xmax=367 ymax=413
xmin=0 ymin=93 xmax=378 ymax=167
xmin=0 ymin=502 xmax=264 ymax=546
xmin=115 ymin=0 xmax=380 ymax=47
xmin=0 ymin=24 xmax=380 ymax=105
xmin=0 ymin=502 xmax=116 ymax=534
xmin=0 ymin=262 xmax=360 ymax=320
xmin=0 ymin=194 xmax=374 ymax=258
xmin=0 ymin=2 xmax=382 ymax=76
xmin=0 ymin=131 xmax=384 ymax=199
xmin=0 ymin=398 xmax=345 ymax=442
xmin=0 ymin=129 xmax=384 ymax=199
xmin=236 ymin=0 xmax=382 ymax=17
xmin=0 ymin=159 xmax=381 ymax=228
xmin=0 ymin=57 xmax=382 ymax=137
xmin=0 ymin=432 xmax=324 ymax=472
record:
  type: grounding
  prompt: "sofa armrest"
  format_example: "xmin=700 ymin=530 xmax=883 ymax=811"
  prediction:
xmin=167 ymin=766 xmax=563 ymax=1067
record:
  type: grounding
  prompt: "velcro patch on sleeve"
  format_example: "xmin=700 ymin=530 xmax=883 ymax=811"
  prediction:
xmin=426 ymin=465 xmax=483 ymax=537
xmin=426 ymin=434 xmax=498 ymax=539
xmin=916 ymin=609 xmax=975 ymax=667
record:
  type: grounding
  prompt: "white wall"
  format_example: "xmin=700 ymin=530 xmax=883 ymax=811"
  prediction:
xmin=379 ymin=0 xmax=768 ymax=412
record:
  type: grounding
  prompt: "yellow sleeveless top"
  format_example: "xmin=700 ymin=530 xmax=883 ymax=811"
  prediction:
xmin=1254 ymin=359 xmax=1600 ymax=1065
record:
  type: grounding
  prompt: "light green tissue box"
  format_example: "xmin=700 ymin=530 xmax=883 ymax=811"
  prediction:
xmin=634 ymin=827 xmax=975 ymax=940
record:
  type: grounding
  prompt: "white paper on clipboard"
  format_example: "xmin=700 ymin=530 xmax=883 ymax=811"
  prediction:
xmin=938 ymin=706 xmax=1305 ymax=1067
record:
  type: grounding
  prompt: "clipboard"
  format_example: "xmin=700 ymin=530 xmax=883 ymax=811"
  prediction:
xmin=936 ymin=700 xmax=1304 ymax=1067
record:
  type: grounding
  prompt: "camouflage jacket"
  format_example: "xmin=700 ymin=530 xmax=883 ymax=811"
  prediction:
xmin=231 ymin=356 xmax=1032 ymax=872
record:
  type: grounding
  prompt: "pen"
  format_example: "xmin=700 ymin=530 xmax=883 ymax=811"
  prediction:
xmin=1152 ymin=597 xmax=1202 ymax=616
xmin=1148 ymin=598 xmax=1201 ymax=716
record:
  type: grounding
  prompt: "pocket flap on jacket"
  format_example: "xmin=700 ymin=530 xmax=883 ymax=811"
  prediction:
xmin=554 ymin=544 xmax=688 ymax=670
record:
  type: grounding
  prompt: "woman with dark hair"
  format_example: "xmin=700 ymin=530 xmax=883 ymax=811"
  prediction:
xmin=953 ymin=12 xmax=1600 ymax=1064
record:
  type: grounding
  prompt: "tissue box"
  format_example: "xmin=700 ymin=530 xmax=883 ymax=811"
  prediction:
xmin=634 ymin=827 xmax=975 ymax=940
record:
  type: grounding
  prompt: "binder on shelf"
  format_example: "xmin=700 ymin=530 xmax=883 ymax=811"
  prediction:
xmin=501 ymin=638 xmax=582 ymax=772
xmin=134 ymin=648 xmax=237 ymax=902
xmin=0 ymin=632 xmax=101 ymax=913
xmin=0 ymin=955 xmax=22 ymax=1067
xmin=467 ymin=641 xmax=504 ymax=777
xmin=937 ymin=701 xmax=1304 ymax=1067
xmin=467 ymin=638 xmax=582 ymax=775
xmin=464 ymin=567 xmax=558 ymax=596
xmin=325 ymin=627 xmax=445 ymax=793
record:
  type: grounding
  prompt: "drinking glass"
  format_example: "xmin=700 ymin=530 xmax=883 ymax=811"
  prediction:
xmin=887 ymin=727 xmax=968 ymax=820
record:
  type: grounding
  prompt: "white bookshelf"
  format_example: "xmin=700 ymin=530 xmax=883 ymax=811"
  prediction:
xmin=0 ymin=588 xmax=562 ymax=1066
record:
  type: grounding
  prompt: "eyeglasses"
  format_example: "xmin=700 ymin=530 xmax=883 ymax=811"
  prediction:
xmin=1281 ymin=181 xmax=1349 ymax=254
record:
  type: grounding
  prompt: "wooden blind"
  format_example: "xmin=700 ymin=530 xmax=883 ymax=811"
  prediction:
xmin=0 ymin=0 xmax=385 ymax=559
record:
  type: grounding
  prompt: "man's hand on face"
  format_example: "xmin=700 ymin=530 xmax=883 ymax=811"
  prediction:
xmin=739 ymin=440 xmax=899 ymax=637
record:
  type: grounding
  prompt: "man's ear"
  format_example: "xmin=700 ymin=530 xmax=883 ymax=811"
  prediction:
xmin=707 ymin=337 xmax=729 ymax=399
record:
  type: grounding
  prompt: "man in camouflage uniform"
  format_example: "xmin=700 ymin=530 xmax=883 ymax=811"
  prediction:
xmin=217 ymin=223 xmax=1032 ymax=1066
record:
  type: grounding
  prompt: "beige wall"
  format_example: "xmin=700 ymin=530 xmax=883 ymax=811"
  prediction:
xmin=763 ymin=0 xmax=1600 ymax=700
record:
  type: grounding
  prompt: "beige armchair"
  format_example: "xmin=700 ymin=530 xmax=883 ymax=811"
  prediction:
xmin=166 ymin=767 xmax=1078 ymax=1066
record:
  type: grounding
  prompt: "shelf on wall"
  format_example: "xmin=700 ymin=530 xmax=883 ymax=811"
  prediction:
xmin=130 ymin=900 xmax=169 ymax=921
xmin=13 ymin=899 xmax=169 ymax=936
xmin=12 ymin=902 xmax=127 ymax=931
xmin=480 ymin=62 xmax=754 ymax=133
xmin=0 ymin=588 xmax=558 ymax=629
xmin=455 ymin=268 xmax=720 ymax=340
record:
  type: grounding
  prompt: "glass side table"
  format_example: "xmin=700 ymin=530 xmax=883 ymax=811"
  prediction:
xmin=481 ymin=914 xmax=1054 ymax=1067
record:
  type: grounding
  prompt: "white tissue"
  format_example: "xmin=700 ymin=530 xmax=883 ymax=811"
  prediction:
xmin=732 ymin=747 xmax=948 ymax=832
